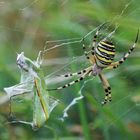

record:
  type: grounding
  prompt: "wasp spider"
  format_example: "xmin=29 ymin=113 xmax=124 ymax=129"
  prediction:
xmin=48 ymin=27 xmax=139 ymax=105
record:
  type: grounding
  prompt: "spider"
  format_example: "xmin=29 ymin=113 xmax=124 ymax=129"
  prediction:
xmin=48 ymin=26 xmax=139 ymax=105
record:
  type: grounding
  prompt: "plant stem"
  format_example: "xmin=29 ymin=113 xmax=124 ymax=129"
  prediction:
xmin=68 ymin=47 xmax=91 ymax=140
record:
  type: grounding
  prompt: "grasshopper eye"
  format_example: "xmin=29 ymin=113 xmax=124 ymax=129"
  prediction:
xmin=16 ymin=52 xmax=28 ymax=72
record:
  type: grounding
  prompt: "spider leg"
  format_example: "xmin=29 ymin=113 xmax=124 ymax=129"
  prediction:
xmin=82 ymin=22 xmax=108 ymax=60
xmin=82 ymin=41 xmax=91 ymax=60
xmin=47 ymin=67 xmax=92 ymax=91
xmin=106 ymin=29 xmax=139 ymax=70
xmin=82 ymin=40 xmax=97 ymax=65
xmin=59 ymin=67 xmax=92 ymax=78
xmin=82 ymin=28 xmax=100 ymax=60
xmin=98 ymin=73 xmax=112 ymax=105
xmin=92 ymin=28 xmax=100 ymax=50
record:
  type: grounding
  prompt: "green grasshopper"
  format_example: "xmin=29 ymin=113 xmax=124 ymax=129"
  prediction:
xmin=4 ymin=51 xmax=59 ymax=129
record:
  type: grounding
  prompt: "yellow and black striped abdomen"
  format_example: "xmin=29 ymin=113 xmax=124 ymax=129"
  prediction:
xmin=95 ymin=40 xmax=115 ymax=67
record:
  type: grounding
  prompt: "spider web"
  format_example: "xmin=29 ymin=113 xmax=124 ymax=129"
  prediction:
xmin=0 ymin=0 xmax=140 ymax=138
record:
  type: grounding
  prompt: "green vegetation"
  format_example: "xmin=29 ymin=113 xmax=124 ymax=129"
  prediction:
xmin=0 ymin=0 xmax=140 ymax=140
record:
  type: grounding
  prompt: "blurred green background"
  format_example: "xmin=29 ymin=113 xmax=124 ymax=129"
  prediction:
xmin=0 ymin=0 xmax=140 ymax=140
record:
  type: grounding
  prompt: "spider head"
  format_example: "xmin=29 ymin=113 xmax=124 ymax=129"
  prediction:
xmin=92 ymin=64 xmax=103 ymax=76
